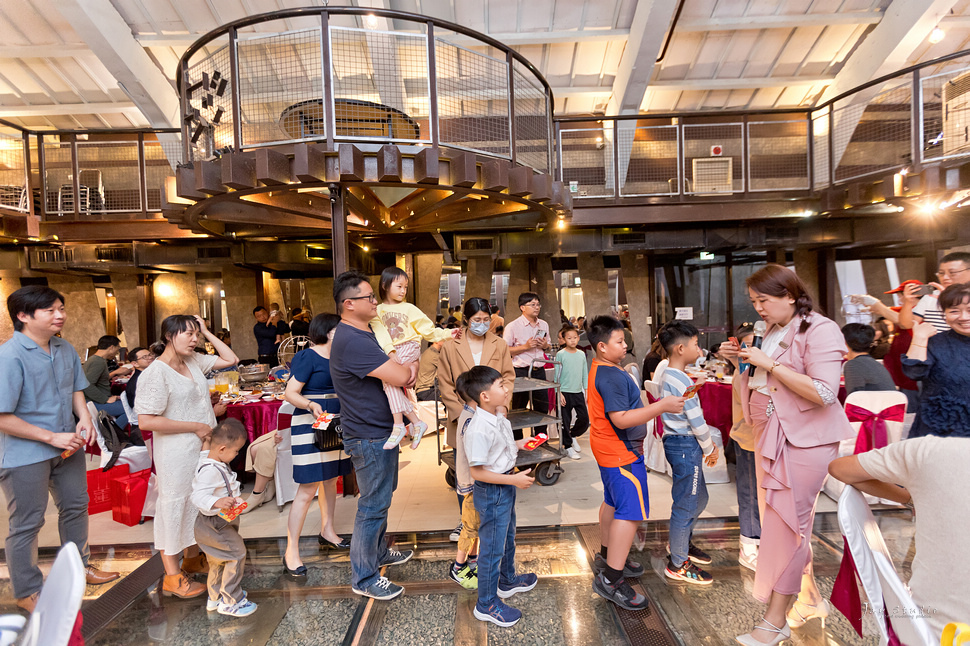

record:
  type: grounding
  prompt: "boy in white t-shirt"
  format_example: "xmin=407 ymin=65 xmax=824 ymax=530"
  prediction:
xmin=463 ymin=366 xmax=536 ymax=628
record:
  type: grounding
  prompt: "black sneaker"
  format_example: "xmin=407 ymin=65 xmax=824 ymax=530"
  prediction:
xmin=379 ymin=548 xmax=413 ymax=567
xmin=664 ymin=556 xmax=713 ymax=586
xmin=592 ymin=552 xmax=645 ymax=578
xmin=592 ymin=572 xmax=649 ymax=610
xmin=666 ymin=542 xmax=713 ymax=565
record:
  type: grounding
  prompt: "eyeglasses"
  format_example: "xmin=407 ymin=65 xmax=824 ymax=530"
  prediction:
xmin=525 ymin=302 xmax=541 ymax=308
xmin=345 ymin=293 xmax=378 ymax=303
xmin=936 ymin=267 xmax=970 ymax=279
xmin=135 ymin=354 xmax=154 ymax=362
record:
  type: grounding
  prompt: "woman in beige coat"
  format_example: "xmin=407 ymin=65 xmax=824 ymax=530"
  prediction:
xmin=436 ymin=297 xmax=516 ymax=535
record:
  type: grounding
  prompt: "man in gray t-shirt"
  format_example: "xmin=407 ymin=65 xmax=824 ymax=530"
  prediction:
xmin=841 ymin=324 xmax=897 ymax=395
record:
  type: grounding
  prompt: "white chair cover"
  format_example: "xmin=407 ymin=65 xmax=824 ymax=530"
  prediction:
xmin=414 ymin=400 xmax=446 ymax=436
xmin=837 ymin=485 xmax=936 ymax=646
xmin=823 ymin=390 xmax=908 ymax=504
xmin=624 ymin=363 xmax=642 ymax=388
xmin=274 ymin=402 xmax=299 ymax=508
xmin=87 ymin=401 xmax=151 ymax=473
xmin=642 ymin=359 xmax=668 ymax=399
xmin=19 ymin=542 xmax=85 ymax=646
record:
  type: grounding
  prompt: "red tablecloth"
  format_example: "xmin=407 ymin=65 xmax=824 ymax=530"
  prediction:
xmin=225 ymin=399 xmax=283 ymax=442
xmin=696 ymin=382 xmax=733 ymax=446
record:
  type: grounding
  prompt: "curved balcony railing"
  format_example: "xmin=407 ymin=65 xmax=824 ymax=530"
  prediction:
xmin=558 ymin=48 xmax=970 ymax=202
xmin=176 ymin=7 xmax=554 ymax=174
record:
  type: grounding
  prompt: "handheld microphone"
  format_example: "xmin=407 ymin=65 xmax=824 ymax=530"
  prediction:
xmin=749 ymin=320 xmax=767 ymax=376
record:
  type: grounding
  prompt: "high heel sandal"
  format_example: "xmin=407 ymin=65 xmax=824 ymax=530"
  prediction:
xmin=735 ymin=617 xmax=791 ymax=645
xmin=282 ymin=555 xmax=308 ymax=579
xmin=786 ymin=598 xmax=829 ymax=627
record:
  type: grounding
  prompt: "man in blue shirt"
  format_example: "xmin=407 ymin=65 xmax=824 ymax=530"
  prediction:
xmin=0 ymin=286 xmax=119 ymax=614
xmin=329 ymin=270 xmax=416 ymax=601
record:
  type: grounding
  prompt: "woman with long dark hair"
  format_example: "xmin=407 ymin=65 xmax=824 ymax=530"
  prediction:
xmin=281 ymin=313 xmax=353 ymax=577
xmin=136 ymin=315 xmax=238 ymax=599
xmin=719 ymin=264 xmax=853 ymax=645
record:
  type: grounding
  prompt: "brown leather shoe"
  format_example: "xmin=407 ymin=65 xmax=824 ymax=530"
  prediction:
xmin=85 ymin=566 xmax=120 ymax=585
xmin=162 ymin=572 xmax=206 ymax=599
xmin=16 ymin=592 xmax=38 ymax=614
xmin=182 ymin=553 xmax=209 ymax=574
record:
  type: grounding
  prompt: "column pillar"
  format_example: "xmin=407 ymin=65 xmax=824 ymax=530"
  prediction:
xmin=794 ymin=248 xmax=838 ymax=323
xmin=110 ymin=274 xmax=141 ymax=349
xmin=534 ymin=256 xmax=561 ymax=334
xmin=305 ymin=277 xmax=335 ymax=316
xmin=152 ymin=272 xmax=200 ymax=337
xmin=414 ymin=253 xmax=443 ymax=321
xmin=222 ymin=266 xmax=260 ymax=361
xmin=464 ymin=258 xmax=493 ymax=303
xmin=620 ymin=253 xmax=652 ymax=359
xmin=861 ymin=259 xmax=893 ymax=305
xmin=577 ymin=253 xmax=611 ymax=320
xmin=504 ymin=257 xmax=530 ymax=319
xmin=47 ymin=275 xmax=106 ymax=356
xmin=0 ymin=271 xmax=22 ymax=342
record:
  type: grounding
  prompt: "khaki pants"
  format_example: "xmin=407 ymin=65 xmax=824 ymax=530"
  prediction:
xmin=457 ymin=491 xmax=480 ymax=555
xmin=245 ymin=431 xmax=278 ymax=477
xmin=194 ymin=514 xmax=246 ymax=606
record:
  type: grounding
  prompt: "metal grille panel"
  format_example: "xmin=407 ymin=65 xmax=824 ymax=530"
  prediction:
xmin=832 ymin=82 xmax=911 ymax=183
xmin=921 ymin=60 xmax=970 ymax=163
xmin=0 ymin=135 xmax=27 ymax=212
xmin=76 ymin=141 xmax=141 ymax=213
xmin=144 ymin=139 xmax=175 ymax=211
xmin=42 ymin=140 xmax=74 ymax=217
xmin=238 ymin=26 xmax=323 ymax=147
xmin=747 ymin=120 xmax=809 ymax=191
xmin=559 ymin=127 xmax=613 ymax=198
xmin=812 ymin=109 xmax=831 ymax=189
xmin=330 ymin=26 xmax=429 ymax=142
xmin=620 ymin=123 xmax=679 ymax=196
xmin=185 ymin=39 xmax=233 ymax=161
xmin=435 ymin=37 xmax=510 ymax=157
xmin=683 ymin=123 xmax=743 ymax=194
xmin=512 ymin=60 xmax=549 ymax=172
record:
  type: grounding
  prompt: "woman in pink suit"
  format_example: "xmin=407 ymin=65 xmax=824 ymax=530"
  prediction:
xmin=720 ymin=264 xmax=854 ymax=646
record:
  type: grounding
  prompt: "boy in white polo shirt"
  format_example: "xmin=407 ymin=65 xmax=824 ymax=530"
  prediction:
xmin=463 ymin=365 xmax=537 ymax=627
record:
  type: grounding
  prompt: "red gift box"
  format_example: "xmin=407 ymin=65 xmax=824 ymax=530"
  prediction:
xmin=110 ymin=468 xmax=150 ymax=526
xmin=87 ymin=464 xmax=129 ymax=515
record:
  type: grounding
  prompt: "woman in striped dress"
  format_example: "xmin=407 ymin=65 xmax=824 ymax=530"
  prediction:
xmin=282 ymin=313 xmax=353 ymax=577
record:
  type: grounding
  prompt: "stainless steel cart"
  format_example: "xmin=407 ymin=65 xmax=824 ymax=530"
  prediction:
xmin=436 ymin=359 xmax=565 ymax=486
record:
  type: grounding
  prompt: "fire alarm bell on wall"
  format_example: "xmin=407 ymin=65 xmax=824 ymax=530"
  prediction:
xmin=711 ymin=145 xmax=723 ymax=156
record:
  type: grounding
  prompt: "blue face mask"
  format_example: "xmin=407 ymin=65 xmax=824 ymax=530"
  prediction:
xmin=469 ymin=321 xmax=490 ymax=337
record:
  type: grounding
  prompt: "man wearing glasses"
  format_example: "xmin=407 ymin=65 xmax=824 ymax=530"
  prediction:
xmin=504 ymin=292 xmax=552 ymax=440
xmin=329 ymin=269 xmax=417 ymax=601
xmin=899 ymin=252 xmax=970 ymax=333
xmin=124 ymin=347 xmax=155 ymax=411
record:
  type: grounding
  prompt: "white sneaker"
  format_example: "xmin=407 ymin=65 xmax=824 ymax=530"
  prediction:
xmin=572 ymin=439 xmax=581 ymax=454
xmin=739 ymin=535 xmax=759 ymax=571
xmin=566 ymin=446 xmax=581 ymax=460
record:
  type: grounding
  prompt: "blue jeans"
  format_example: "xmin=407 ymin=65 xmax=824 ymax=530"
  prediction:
xmin=663 ymin=435 xmax=709 ymax=568
xmin=733 ymin=439 xmax=761 ymax=540
xmin=342 ymin=437 xmax=399 ymax=590
xmin=473 ymin=480 xmax=517 ymax=607
xmin=94 ymin=399 xmax=128 ymax=430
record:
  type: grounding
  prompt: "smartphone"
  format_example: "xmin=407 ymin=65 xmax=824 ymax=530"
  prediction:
xmin=729 ymin=336 xmax=740 ymax=348
xmin=914 ymin=284 xmax=934 ymax=297
xmin=523 ymin=432 xmax=548 ymax=450
xmin=534 ymin=329 xmax=545 ymax=339
xmin=738 ymin=342 xmax=750 ymax=373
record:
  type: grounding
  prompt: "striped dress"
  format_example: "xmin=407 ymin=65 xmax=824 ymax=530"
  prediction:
xmin=288 ymin=348 xmax=352 ymax=483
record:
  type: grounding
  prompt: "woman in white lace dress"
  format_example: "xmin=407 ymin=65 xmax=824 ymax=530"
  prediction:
xmin=135 ymin=315 xmax=238 ymax=598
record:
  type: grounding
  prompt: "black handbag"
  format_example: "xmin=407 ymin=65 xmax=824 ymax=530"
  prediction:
xmin=97 ymin=410 xmax=144 ymax=471
xmin=313 ymin=414 xmax=343 ymax=452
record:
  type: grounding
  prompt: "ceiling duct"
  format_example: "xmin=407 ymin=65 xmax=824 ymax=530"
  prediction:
xmin=454 ymin=235 xmax=499 ymax=256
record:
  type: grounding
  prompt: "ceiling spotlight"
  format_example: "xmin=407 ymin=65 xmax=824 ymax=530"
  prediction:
xmin=557 ymin=218 xmax=566 ymax=230
xmin=363 ymin=14 xmax=379 ymax=29
xmin=362 ymin=245 xmax=370 ymax=252
xmin=929 ymin=27 xmax=945 ymax=44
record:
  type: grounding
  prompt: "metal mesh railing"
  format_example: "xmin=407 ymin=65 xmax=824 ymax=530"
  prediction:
xmin=330 ymin=26 xmax=429 ymax=142
xmin=0 ymin=135 xmax=28 ymax=213
xmin=559 ymin=127 xmax=613 ymax=198
xmin=747 ymin=120 xmax=809 ymax=191
xmin=832 ymin=82 xmax=912 ymax=183
xmin=238 ymin=26 xmax=323 ymax=146
xmin=185 ymin=39 xmax=233 ymax=161
xmin=435 ymin=36 xmax=511 ymax=157
xmin=683 ymin=123 xmax=743 ymax=194
xmin=42 ymin=141 xmax=74 ymax=217
xmin=144 ymin=139 xmax=176 ymax=211
xmin=812 ymin=108 xmax=831 ymax=189
xmin=513 ymin=60 xmax=549 ymax=172
xmin=921 ymin=59 xmax=970 ymax=163
xmin=619 ymin=123 xmax=678 ymax=196
xmin=76 ymin=141 xmax=141 ymax=213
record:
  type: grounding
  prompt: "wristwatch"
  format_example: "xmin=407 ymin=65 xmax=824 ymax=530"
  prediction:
xmin=768 ymin=361 xmax=781 ymax=373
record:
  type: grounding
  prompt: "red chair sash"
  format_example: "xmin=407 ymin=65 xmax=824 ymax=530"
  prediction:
xmin=830 ymin=538 xmax=904 ymax=644
xmin=844 ymin=403 xmax=906 ymax=454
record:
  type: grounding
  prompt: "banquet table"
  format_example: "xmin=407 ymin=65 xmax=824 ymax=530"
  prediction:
xmin=696 ymin=381 xmax=733 ymax=445
xmin=225 ymin=399 xmax=284 ymax=442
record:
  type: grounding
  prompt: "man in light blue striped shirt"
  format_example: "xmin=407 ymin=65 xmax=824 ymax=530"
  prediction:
xmin=658 ymin=321 xmax=718 ymax=587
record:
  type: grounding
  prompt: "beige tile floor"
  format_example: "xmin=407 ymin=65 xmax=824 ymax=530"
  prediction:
xmin=0 ymin=433 xmax=836 ymax=549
